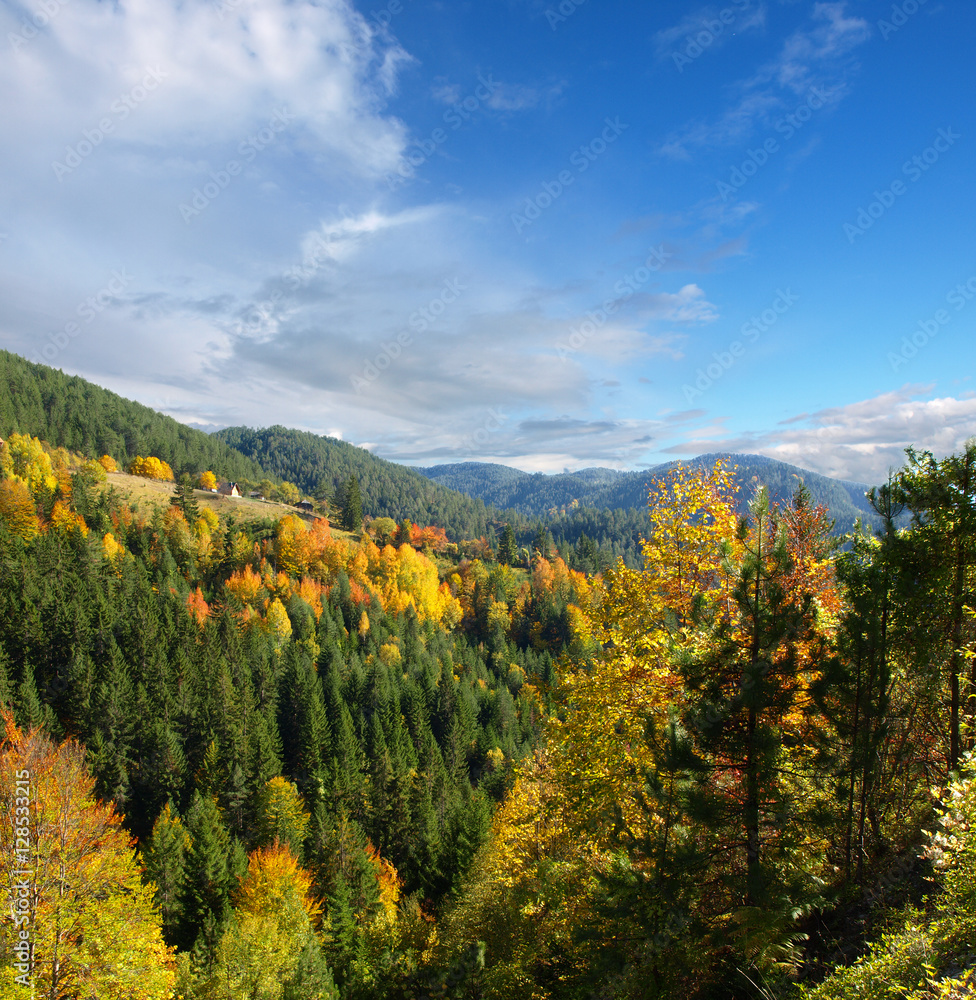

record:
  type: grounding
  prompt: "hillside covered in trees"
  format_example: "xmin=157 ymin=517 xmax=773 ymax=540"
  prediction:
xmin=214 ymin=425 xmax=497 ymax=543
xmin=0 ymin=350 xmax=266 ymax=483
xmin=0 ymin=427 xmax=581 ymax=997
xmin=2 ymin=358 xmax=976 ymax=999
xmin=216 ymin=424 xmax=883 ymax=569
xmin=420 ymin=454 xmax=879 ymax=533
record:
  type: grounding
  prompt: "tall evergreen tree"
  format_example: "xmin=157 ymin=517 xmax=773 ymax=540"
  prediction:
xmin=679 ymin=487 xmax=824 ymax=934
xmin=894 ymin=441 xmax=976 ymax=770
xmin=180 ymin=791 xmax=237 ymax=956
xmin=172 ymin=474 xmax=200 ymax=523
xmin=342 ymin=475 xmax=363 ymax=533
xmin=498 ymin=524 xmax=517 ymax=566
xmin=143 ymin=800 xmax=190 ymax=947
xmin=532 ymin=524 xmax=551 ymax=560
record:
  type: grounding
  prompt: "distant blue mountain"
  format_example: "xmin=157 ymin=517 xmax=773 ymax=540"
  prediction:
xmin=418 ymin=453 xmax=880 ymax=533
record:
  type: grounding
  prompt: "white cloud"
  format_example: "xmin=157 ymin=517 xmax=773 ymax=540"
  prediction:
xmin=430 ymin=79 xmax=463 ymax=105
xmin=664 ymin=386 xmax=976 ymax=483
xmin=772 ymin=2 xmax=872 ymax=92
xmin=654 ymin=2 xmax=767 ymax=57
xmin=660 ymin=1 xmax=870 ymax=159
xmin=0 ymin=0 xmax=410 ymax=178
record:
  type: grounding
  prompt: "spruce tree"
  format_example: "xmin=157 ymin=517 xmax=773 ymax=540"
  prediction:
xmin=282 ymin=937 xmax=338 ymax=1000
xmin=532 ymin=524 xmax=551 ymax=560
xmin=498 ymin=523 xmax=517 ymax=565
xmin=342 ymin=475 xmax=362 ymax=532
xmin=398 ymin=517 xmax=413 ymax=546
xmin=323 ymin=872 xmax=360 ymax=991
xmin=172 ymin=473 xmax=200 ymax=523
xmin=143 ymin=800 xmax=190 ymax=947
xmin=180 ymin=790 xmax=235 ymax=954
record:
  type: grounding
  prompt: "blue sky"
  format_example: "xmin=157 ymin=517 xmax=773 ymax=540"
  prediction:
xmin=1 ymin=0 xmax=973 ymax=483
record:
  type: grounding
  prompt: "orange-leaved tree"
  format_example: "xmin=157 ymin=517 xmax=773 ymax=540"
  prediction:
xmin=0 ymin=712 xmax=175 ymax=998
xmin=0 ymin=479 xmax=39 ymax=542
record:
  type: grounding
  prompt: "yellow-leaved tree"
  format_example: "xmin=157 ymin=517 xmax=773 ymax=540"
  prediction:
xmin=199 ymin=845 xmax=336 ymax=1000
xmin=0 ymin=713 xmax=175 ymax=999
xmin=552 ymin=459 xmax=741 ymax=846
xmin=129 ymin=455 xmax=174 ymax=481
xmin=276 ymin=514 xmax=314 ymax=577
xmin=5 ymin=433 xmax=58 ymax=499
xmin=434 ymin=749 xmax=593 ymax=1000
xmin=435 ymin=461 xmax=751 ymax=998
xmin=254 ymin=777 xmax=310 ymax=858
xmin=265 ymin=597 xmax=293 ymax=651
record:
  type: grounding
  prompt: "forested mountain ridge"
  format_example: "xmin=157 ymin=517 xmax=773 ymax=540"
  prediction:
xmin=0 ymin=353 xmax=635 ymax=561
xmin=0 ymin=350 xmax=266 ymax=482
xmin=214 ymin=425 xmax=497 ymax=542
xmin=420 ymin=453 xmax=879 ymax=532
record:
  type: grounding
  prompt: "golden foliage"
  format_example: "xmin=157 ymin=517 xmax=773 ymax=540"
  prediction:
xmin=186 ymin=586 xmax=210 ymax=626
xmin=265 ymin=598 xmax=293 ymax=649
xmin=0 ymin=713 xmax=175 ymax=998
xmin=226 ymin=565 xmax=264 ymax=608
xmin=276 ymin=514 xmax=314 ymax=577
xmin=208 ymin=845 xmax=324 ymax=999
xmin=0 ymin=479 xmax=39 ymax=542
xmin=128 ymin=455 xmax=174 ymax=481
xmin=5 ymin=434 xmax=58 ymax=498
xmin=78 ymin=458 xmax=107 ymax=484
xmin=255 ymin=777 xmax=310 ymax=857
xmin=102 ymin=531 xmax=124 ymax=564
xmin=364 ymin=843 xmax=402 ymax=919
xmin=48 ymin=499 xmax=89 ymax=538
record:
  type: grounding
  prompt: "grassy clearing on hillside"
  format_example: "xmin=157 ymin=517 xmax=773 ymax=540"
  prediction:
xmin=96 ymin=471 xmax=360 ymax=540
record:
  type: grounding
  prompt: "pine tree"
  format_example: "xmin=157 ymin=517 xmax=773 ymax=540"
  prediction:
xmin=894 ymin=441 xmax=976 ymax=770
xmin=678 ymin=486 xmax=824 ymax=950
xmin=815 ymin=520 xmax=894 ymax=882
